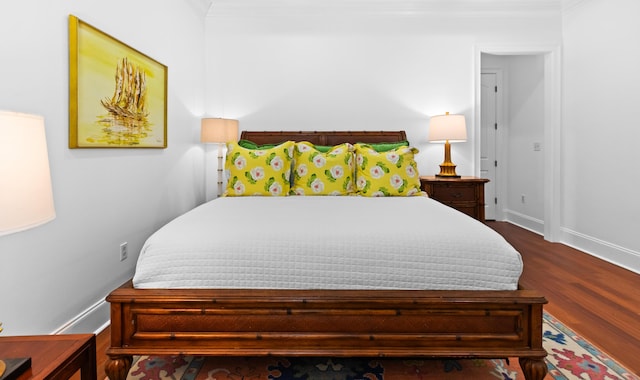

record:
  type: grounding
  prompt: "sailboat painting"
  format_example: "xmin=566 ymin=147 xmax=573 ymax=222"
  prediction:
xmin=69 ymin=15 xmax=167 ymax=148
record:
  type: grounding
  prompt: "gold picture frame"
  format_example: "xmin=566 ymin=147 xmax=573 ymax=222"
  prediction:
xmin=69 ymin=15 xmax=167 ymax=148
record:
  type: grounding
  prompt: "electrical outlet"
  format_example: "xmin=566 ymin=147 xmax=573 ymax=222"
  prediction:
xmin=119 ymin=242 xmax=128 ymax=262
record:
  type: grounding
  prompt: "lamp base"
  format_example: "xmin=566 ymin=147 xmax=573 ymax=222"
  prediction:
xmin=435 ymin=162 xmax=460 ymax=178
xmin=435 ymin=140 xmax=461 ymax=178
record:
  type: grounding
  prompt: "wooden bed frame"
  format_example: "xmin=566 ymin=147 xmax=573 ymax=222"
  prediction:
xmin=105 ymin=130 xmax=548 ymax=380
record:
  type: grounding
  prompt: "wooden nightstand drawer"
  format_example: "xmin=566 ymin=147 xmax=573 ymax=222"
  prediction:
xmin=420 ymin=176 xmax=489 ymax=222
xmin=429 ymin=185 xmax=475 ymax=202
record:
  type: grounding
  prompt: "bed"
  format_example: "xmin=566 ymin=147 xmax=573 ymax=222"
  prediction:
xmin=105 ymin=130 xmax=548 ymax=380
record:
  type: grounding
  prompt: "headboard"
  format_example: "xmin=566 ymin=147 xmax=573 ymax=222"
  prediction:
xmin=239 ymin=130 xmax=407 ymax=146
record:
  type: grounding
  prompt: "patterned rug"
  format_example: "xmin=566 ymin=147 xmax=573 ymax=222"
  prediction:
xmin=125 ymin=312 xmax=638 ymax=379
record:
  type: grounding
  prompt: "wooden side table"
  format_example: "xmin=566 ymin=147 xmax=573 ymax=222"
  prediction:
xmin=420 ymin=176 xmax=489 ymax=222
xmin=0 ymin=334 xmax=96 ymax=380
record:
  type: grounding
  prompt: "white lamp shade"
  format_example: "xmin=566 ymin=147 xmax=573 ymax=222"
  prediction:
xmin=0 ymin=111 xmax=56 ymax=236
xmin=428 ymin=113 xmax=467 ymax=143
xmin=200 ymin=118 xmax=239 ymax=143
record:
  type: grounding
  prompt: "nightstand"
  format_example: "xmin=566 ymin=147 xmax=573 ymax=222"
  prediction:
xmin=0 ymin=334 xmax=96 ymax=379
xmin=420 ymin=176 xmax=489 ymax=222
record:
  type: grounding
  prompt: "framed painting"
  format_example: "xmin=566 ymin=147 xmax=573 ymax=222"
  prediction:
xmin=69 ymin=15 xmax=167 ymax=148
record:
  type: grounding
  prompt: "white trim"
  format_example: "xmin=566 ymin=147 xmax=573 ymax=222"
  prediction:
xmin=562 ymin=0 xmax=589 ymax=13
xmin=479 ymin=68 xmax=506 ymax=221
xmin=504 ymin=209 xmax=544 ymax=236
xmin=560 ymin=228 xmax=640 ymax=275
xmin=474 ymin=44 xmax=562 ymax=243
xmin=542 ymin=48 xmax=562 ymax=242
xmin=52 ymin=297 xmax=110 ymax=335
xmin=500 ymin=218 xmax=640 ymax=275
xmin=205 ymin=1 xmax=561 ymax=17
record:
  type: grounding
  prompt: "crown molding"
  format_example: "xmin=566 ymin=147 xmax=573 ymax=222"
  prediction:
xmin=188 ymin=0 xmax=214 ymax=17
xmin=206 ymin=0 xmax=561 ymax=18
xmin=561 ymin=0 xmax=590 ymax=13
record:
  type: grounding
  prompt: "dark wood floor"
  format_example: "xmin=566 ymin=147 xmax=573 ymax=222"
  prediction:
xmin=91 ymin=222 xmax=640 ymax=378
xmin=488 ymin=221 xmax=640 ymax=375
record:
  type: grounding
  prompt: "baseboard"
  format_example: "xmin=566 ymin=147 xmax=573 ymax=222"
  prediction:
xmin=503 ymin=209 xmax=640 ymax=275
xmin=559 ymin=227 xmax=640 ymax=275
xmin=503 ymin=209 xmax=544 ymax=235
xmin=52 ymin=296 xmax=110 ymax=335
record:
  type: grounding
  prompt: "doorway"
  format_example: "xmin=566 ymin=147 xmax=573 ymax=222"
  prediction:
xmin=475 ymin=46 xmax=561 ymax=242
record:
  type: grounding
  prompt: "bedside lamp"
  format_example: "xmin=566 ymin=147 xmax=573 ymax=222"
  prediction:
xmin=201 ymin=118 xmax=239 ymax=197
xmin=0 ymin=110 xmax=55 ymax=378
xmin=428 ymin=112 xmax=467 ymax=178
xmin=0 ymin=111 xmax=56 ymax=235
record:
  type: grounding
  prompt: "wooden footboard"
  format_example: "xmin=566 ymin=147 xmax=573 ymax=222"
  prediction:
xmin=105 ymin=281 xmax=548 ymax=380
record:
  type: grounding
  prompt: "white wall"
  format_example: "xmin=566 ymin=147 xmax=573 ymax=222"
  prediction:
xmin=505 ymin=56 xmax=545 ymax=225
xmin=0 ymin=0 xmax=207 ymax=335
xmin=204 ymin=3 xmax=561 ymax=178
xmin=4 ymin=0 xmax=638 ymax=336
xmin=482 ymin=54 xmax=546 ymax=232
xmin=561 ymin=0 xmax=640 ymax=271
xmin=203 ymin=0 xmax=640 ymax=275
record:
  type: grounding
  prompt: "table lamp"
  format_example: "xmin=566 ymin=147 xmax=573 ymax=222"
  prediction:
xmin=428 ymin=112 xmax=467 ymax=178
xmin=201 ymin=118 xmax=239 ymax=197
xmin=0 ymin=110 xmax=56 ymax=378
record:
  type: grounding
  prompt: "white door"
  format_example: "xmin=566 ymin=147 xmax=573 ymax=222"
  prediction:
xmin=481 ymin=73 xmax=497 ymax=220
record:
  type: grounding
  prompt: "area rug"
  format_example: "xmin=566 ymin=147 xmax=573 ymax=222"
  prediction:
xmin=125 ymin=312 xmax=638 ymax=380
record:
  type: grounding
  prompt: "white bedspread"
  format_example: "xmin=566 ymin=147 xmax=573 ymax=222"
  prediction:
xmin=133 ymin=196 xmax=523 ymax=290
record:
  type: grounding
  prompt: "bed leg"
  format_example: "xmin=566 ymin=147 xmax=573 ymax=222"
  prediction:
xmin=105 ymin=355 xmax=132 ymax=380
xmin=519 ymin=357 xmax=548 ymax=380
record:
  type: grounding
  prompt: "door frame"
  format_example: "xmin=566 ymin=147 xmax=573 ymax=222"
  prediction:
xmin=480 ymin=69 xmax=504 ymax=221
xmin=474 ymin=44 xmax=562 ymax=242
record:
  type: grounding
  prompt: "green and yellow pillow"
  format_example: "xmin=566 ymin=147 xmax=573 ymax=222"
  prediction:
xmin=224 ymin=140 xmax=295 ymax=196
xmin=290 ymin=142 xmax=355 ymax=196
xmin=354 ymin=143 xmax=422 ymax=197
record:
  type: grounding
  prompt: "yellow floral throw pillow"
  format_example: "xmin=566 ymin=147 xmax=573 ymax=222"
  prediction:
xmin=354 ymin=143 xmax=422 ymax=197
xmin=224 ymin=141 xmax=295 ymax=196
xmin=290 ymin=142 xmax=355 ymax=195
